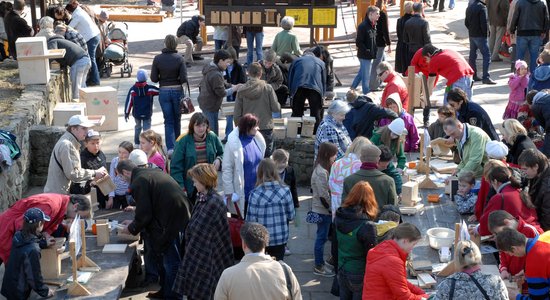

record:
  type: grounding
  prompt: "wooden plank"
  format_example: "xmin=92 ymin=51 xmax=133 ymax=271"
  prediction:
xmin=106 ymin=14 xmax=164 ymax=22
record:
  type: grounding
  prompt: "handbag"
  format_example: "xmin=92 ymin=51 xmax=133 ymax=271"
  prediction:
xmin=306 ymin=197 xmax=323 ymax=224
xmin=228 ymin=202 xmax=244 ymax=247
xmin=179 ymin=82 xmax=195 ymax=114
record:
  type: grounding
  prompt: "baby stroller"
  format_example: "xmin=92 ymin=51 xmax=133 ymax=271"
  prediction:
xmin=101 ymin=22 xmax=133 ymax=78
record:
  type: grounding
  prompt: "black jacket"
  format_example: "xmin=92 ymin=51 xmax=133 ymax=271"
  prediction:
xmin=281 ymin=166 xmax=299 ymax=208
xmin=47 ymin=35 xmax=88 ymax=67
xmin=456 ymin=101 xmax=500 ymax=141
xmin=151 ymin=48 xmax=188 ymax=87
xmin=395 ymin=13 xmax=413 ymax=73
xmin=177 ymin=16 xmax=201 ymax=43
xmin=4 ymin=10 xmax=32 ymax=59
xmin=1 ymin=232 xmax=50 ymax=299
xmin=375 ymin=11 xmax=391 ymax=48
xmin=507 ymin=134 xmax=537 ymax=165
xmin=510 ymin=0 xmax=550 ymax=36
xmin=403 ymin=14 xmax=431 ymax=53
xmin=344 ymin=96 xmax=398 ymax=139
xmin=128 ymin=168 xmax=192 ymax=253
xmin=356 ymin=18 xmax=377 ymax=60
xmin=465 ymin=0 xmax=489 ymax=38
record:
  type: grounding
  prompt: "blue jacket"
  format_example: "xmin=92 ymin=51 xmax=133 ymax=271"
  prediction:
xmin=457 ymin=101 xmax=500 ymax=141
xmin=288 ymin=54 xmax=326 ymax=97
xmin=343 ymin=96 xmax=398 ymax=139
xmin=124 ymin=81 xmax=160 ymax=120
xmin=529 ymin=63 xmax=550 ymax=91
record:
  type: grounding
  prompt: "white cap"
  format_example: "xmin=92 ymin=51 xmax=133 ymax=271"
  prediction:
xmin=129 ymin=149 xmax=148 ymax=166
xmin=67 ymin=115 xmax=94 ymax=128
xmin=388 ymin=118 xmax=407 ymax=136
xmin=485 ymin=140 xmax=509 ymax=159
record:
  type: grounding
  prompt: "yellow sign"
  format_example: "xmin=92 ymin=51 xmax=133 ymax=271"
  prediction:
xmin=285 ymin=9 xmax=309 ymax=26
xmin=313 ymin=8 xmax=336 ymax=26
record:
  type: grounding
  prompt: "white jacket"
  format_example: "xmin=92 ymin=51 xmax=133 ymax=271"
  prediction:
xmin=222 ymin=128 xmax=265 ymax=212
xmin=68 ymin=6 xmax=100 ymax=42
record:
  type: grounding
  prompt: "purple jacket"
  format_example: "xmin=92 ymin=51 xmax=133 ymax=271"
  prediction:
xmin=508 ymin=74 xmax=529 ymax=104
xmin=379 ymin=112 xmax=420 ymax=152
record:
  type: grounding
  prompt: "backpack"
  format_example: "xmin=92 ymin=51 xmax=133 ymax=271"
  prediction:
xmin=0 ymin=130 xmax=21 ymax=160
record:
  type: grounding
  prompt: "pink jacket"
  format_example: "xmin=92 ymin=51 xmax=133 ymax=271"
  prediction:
xmin=508 ymin=74 xmax=529 ymax=104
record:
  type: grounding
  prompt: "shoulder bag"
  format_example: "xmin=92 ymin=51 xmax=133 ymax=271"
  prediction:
xmin=306 ymin=196 xmax=322 ymax=224
xmin=228 ymin=202 xmax=244 ymax=247
xmin=180 ymin=82 xmax=195 ymax=114
xmin=279 ymin=261 xmax=294 ymax=300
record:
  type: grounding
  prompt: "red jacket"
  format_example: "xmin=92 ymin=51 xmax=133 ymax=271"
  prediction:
xmin=475 ymin=162 xmax=520 ymax=220
xmin=0 ymin=193 xmax=69 ymax=263
xmin=478 ymin=184 xmax=539 ymax=236
xmin=408 ymin=48 xmax=439 ymax=87
xmin=427 ymin=49 xmax=474 ymax=86
xmin=381 ymin=72 xmax=410 ymax=111
xmin=363 ymin=240 xmax=428 ymax=300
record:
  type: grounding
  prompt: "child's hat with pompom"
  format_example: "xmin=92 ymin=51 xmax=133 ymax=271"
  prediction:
xmin=515 ymin=60 xmax=527 ymax=71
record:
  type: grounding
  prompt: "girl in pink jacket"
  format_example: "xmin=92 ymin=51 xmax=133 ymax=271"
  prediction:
xmin=504 ymin=60 xmax=529 ymax=119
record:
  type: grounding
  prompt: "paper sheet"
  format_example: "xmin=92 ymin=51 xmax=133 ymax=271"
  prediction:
xmin=460 ymin=220 xmax=471 ymax=241
xmin=69 ymin=215 xmax=81 ymax=256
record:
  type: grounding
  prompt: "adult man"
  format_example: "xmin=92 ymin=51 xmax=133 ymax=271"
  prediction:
xmin=288 ymin=50 xmax=327 ymax=134
xmin=4 ymin=0 xmax=32 ymax=59
xmin=260 ymin=49 xmax=288 ymax=106
xmin=68 ymin=2 xmax=101 ymax=86
xmin=0 ymin=193 xmax=91 ymax=264
xmin=403 ymin=3 xmax=431 ymax=64
xmin=44 ymin=115 xmax=106 ymax=194
xmin=176 ymin=15 xmax=205 ymax=65
xmin=214 ymin=222 xmax=302 ymax=300
xmin=465 ymin=0 xmax=496 ymax=84
xmin=422 ymin=44 xmax=475 ymax=103
xmin=350 ymin=5 xmax=379 ymax=94
xmin=54 ymin=23 xmax=88 ymax=52
xmin=487 ymin=0 xmax=509 ymax=62
xmin=377 ymin=61 xmax=410 ymax=111
xmin=118 ymin=160 xmax=191 ymax=299
xmin=47 ymin=34 xmax=92 ymax=100
xmin=343 ymin=90 xmax=398 ymax=139
xmin=509 ymin=0 xmax=549 ymax=71
xmin=496 ymin=228 xmax=550 ymax=299
xmin=443 ymin=117 xmax=489 ymax=177
xmin=531 ymin=90 xmax=550 ymax=156
xmin=234 ymin=62 xmax=281 ymax=157
xmin=342 ymin=144 xmax=398 ymax=208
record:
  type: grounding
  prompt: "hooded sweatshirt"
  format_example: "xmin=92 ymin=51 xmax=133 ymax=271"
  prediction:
xmin=198 ymin=62 xmax=228 ymax=112
xmin=378 ymin=93 xmax=420 ymax=152
xmin=343 ymin=96 xmax=398 ymax=139
xmin=529 ymin=63 xmax=550 ymax=91
xmin=234 ymin=78 xmax=281 ymax=130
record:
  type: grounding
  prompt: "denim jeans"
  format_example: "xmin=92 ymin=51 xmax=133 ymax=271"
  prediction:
xmin=338 ymin=270 xmax=364 ymax=300
xmin=444 ymin=76 xmax=473 ymax=104
xmin=246 ymin=31 xmax=264 ymax=66
xmin=215 ymin=39 xmax=225 ymax=51
xmin=314 ymin=214 xmax=332 ymax=266
xmin=159 ymin=87 xmax=183 ymax=151
xmin=369 ymin=46 xmax=386 ymax=90
xmin=469 ymin=37 xmax=491 ymax=80
xmin=203 ymin=110 xmax=219 ymax=137
xmin=517 ymin=35 xmax=543 ymax=72
xmin=86 ymin=34 xmax=101 ymax=86
xmin=70 ymin=56 xmax=91 ymax=100
xmin=449 ymin=0 xmax=455 ymax=9
xmin=351 ymin=58 xmax=372 ymax=94
xmin=134 ymin=118 xmax=152 ymax=145
xmin=157 ymin=235 xmax=183 ymax=299
xmin=225 ymin=96 xmax=235 ymax=138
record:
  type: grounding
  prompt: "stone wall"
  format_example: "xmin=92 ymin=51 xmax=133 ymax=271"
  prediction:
xmin=0 ymin=72 xmax=70 ymax=210
xmin=274 ymin=137 xmax=315 ymax=186
xmin=29 ymin=126 xmax=65 ymax=186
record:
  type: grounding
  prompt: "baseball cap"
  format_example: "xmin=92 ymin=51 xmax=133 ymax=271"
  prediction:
xmin=86 ymin=129 xmax=101 ymax=139
xmin=129 ymin=149 xmax=148 ymax=166
xmin=24 ymin=207 xmax=51 ymax=224
xmin=67 ymin=115 xmax=95 ymax=128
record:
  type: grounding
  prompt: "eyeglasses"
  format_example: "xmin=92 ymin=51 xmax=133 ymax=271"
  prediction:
xmin=377 ymin=71 xmax=386 ymax=77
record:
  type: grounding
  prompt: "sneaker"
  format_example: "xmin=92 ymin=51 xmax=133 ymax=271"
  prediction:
xmin=285 ymin=246 xmax=291 ymax=256
xmin=473 ymin=75 xmax=482 ymax=82
xmin=482 ymin=78 xmax=497 ymax=85
xmin=314 ymin=265 xmax=335 ymax=277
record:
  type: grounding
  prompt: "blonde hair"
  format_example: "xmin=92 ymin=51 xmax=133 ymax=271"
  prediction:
xmin=501 ymin=119 xmax=528 ymax=145
xmin=482 ymin=159 xmax=507 ymax=178
xmin=403 ymin=1 xmax=414 ymax=14
xmin=140 ymin=129 xmax=164 ymax=158
xmin=272 ymin=149 xmax=289 ymax=164
xmin=188 ymin=163 xmax=218 ymax=190
xmin=345 ymin=136 xmax=372 ymax=156
xmin=256 ymin=158 xmax=282 ymax=186
xmin=454 ymin=240 xmax=482 ymax=270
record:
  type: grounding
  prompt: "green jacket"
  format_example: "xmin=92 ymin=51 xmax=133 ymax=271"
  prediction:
xmin=170 ymin=132 xmax=224 ymax=195
xmin=370 ymin=130 xmax=407 ymax=170
xmin=342 ymin=169 xmax=398 ymax=209
xmin=456 ymin=123 xmax=489 ymax=178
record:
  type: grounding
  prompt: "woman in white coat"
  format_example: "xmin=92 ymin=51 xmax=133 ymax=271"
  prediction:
xmin=223 ymin=113 xmax=266 ymax=215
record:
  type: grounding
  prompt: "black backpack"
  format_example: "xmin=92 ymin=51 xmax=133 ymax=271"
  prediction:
xmin=0 ymin=130 xmax=21 ymax=160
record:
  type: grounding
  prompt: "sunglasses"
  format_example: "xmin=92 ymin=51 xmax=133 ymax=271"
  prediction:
xmin=377 ymin=71 xmax=386 ymax=77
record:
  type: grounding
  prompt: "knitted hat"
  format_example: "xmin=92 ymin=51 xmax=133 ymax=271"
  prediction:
xmin=98 ymin=10 xmax=109 ymax=22
xmin=360 ymin=144 xmax=382 ymax=163
xmin=485 ymin=141 xmax=509 ymax=159
xmin=388 ymin=118 xmax=406 ymax=136
xmin=137 ymin=69 xmax=148 ymax=82
xmin=129 ymin=149 xmax=148 ymax=166
xmin=534 ymin=91 xmax=546 ymax=104
xmin=515 ymin=60 xmax=527 ymax=71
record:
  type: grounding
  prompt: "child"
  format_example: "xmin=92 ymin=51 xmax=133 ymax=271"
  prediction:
xmin=272 ymin=149 xmax=298 ymax=256
xmin=1 ymin=208 xmax=54 ymax=299
xmin=124 ymin=69 xmax=160 ymax=148
xmin=375 ymin=205 xmax=402 ymax=243
xmin=454 ymin=171 xmax=477 ymax=214
xmin=378 ymin=93 xmax=419 ymax=152
xmin=140 ymin=129 xmax=166 ymax=171
xmin=108 ymin=141 xmax=134 ymax=209
xmin=428 ymin=105 xmax=455 ymax=139
xmin=378 ymin=145 xmax=402 ymax=195
xmin=504 ymin=60 xmax=529 ymax=119
xmin=529 ymin=49 xmax=550 ymax=91
xmin=518 ymin=90 xmax=544 ymax=148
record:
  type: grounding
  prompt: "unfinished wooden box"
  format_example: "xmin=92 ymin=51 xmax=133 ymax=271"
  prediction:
xmin=287 ymin=117 xmax=302 ymax=138
xmin=301 ymin=116 xmax=316 ymax=138
xmin=79 ymin=86 xmax=118 ymax=131
xmin=401 ymin=181 xmax=421 ymax=207
xmin=221 ymin=102 xmax=235 ymax=116
xmin=273 ymin=118 xmax=287 ymax=139
xmin=53 ymin=103 xmax=87 ymax=127
xmin=16 ymin=37 xmax=64 ymax=84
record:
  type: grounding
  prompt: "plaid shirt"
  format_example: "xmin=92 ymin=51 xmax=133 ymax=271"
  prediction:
xmin=315 ymin=115 xmax=352 ymax=161
xmin=65 ymin=28 xmax=88 ymax=52
xmin=246 ymin=181 xmax=295 ymax=246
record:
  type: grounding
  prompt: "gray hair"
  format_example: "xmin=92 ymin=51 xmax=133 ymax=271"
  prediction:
xmin=281 ymin=16 xmax=295 ymax=30
xmin=377 ymin=61 xmax=393 ymax=73
xmin=327 ymin=99 xmax=351 ymax=116
xmin=39 ymin=16 xmax=54 ymax=30
xmin=164 ymin=34 xmax=178 ymax=51
xmin=264 ymin=49 xmax=277 ymax=63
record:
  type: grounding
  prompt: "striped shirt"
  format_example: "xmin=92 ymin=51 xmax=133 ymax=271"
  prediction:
xmin=328 ymin=153 xmax=362 ymax=217
xmin=195 ymin=140 xmax=207 ymax=164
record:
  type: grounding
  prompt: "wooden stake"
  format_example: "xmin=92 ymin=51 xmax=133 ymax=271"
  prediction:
xmin=68 ymin=241 xmax=91 ymax=297
xmin=77 ymin=219 xmax=99 ymax=270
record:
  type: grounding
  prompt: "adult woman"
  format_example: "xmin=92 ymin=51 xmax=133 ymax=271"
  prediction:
xmin=369 ymin=0 xmax=391 ymax=91
xmin=518 ymin=149 xmax=550 ymax=230
xmin=329 ymin=136 xmax=371 ymax=219
xmin=246 ymin=158 xmax=295 ymax=260
xmin=150 ymin=34 xmax=188 ymax=153
xmin=501 ymin=119 xmax=537 ymax=166
xmin=315 ymin=100 xmax=352 ymax=161
xmin=171 ymin=113 xmax=224 ymax=204
xmin=272 ymin=16 xmax=302 ymax=58
xmin=311 ymin=142 xmax=339 ymax=277
xmin=222 ymin=114 xmax=266 ymax=214
xmin=475 ymin=164 xmax=539 ymax=236
xmin=371 ymin=118 xmax=407 ymax=173
xmin=173 ymin=164 xmax=233 ymax=300
xmin=363 ymin=223 xmax=428 ymax=299
xmin=434 ymin=241 xmax=509 ymax=299
xmin=395 ymin=1 xmax=414 ymax=74
xmin=335 ymin=182 xmax=378 ymax=299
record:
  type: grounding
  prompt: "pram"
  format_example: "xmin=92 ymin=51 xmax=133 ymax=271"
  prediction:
xmin=101 ymin=22 xmax=133 ymax=78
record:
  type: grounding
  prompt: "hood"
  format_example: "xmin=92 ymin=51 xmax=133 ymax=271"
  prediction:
xmin=191 ymin=15 xmax=199 ymax=24
xmin=161 ymin=48 xmax=178 ymax=54
xmin=527 ymin=0 xmax=541 ymax=3
xmin=367 ymin=239 xmax=407 ymax=264
xmin=533 ymin=91 xmax=550 ymax=105
xmin=202 ymin=62 xmax=221 ymax=76
xmin=12 ymin=231 xmax=39 ymax=249
xmin=534 ymin=64 xmax=550 ymax=81
xmin=237 ymin=78 xmax=268 ymax=99
xmin=386 ymin=93 xmax=403 ymax=113
xmin=335 ymin=206 xmax=371 ymax=234
xmin=350 ymin=96 xmax=374 ymax=108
